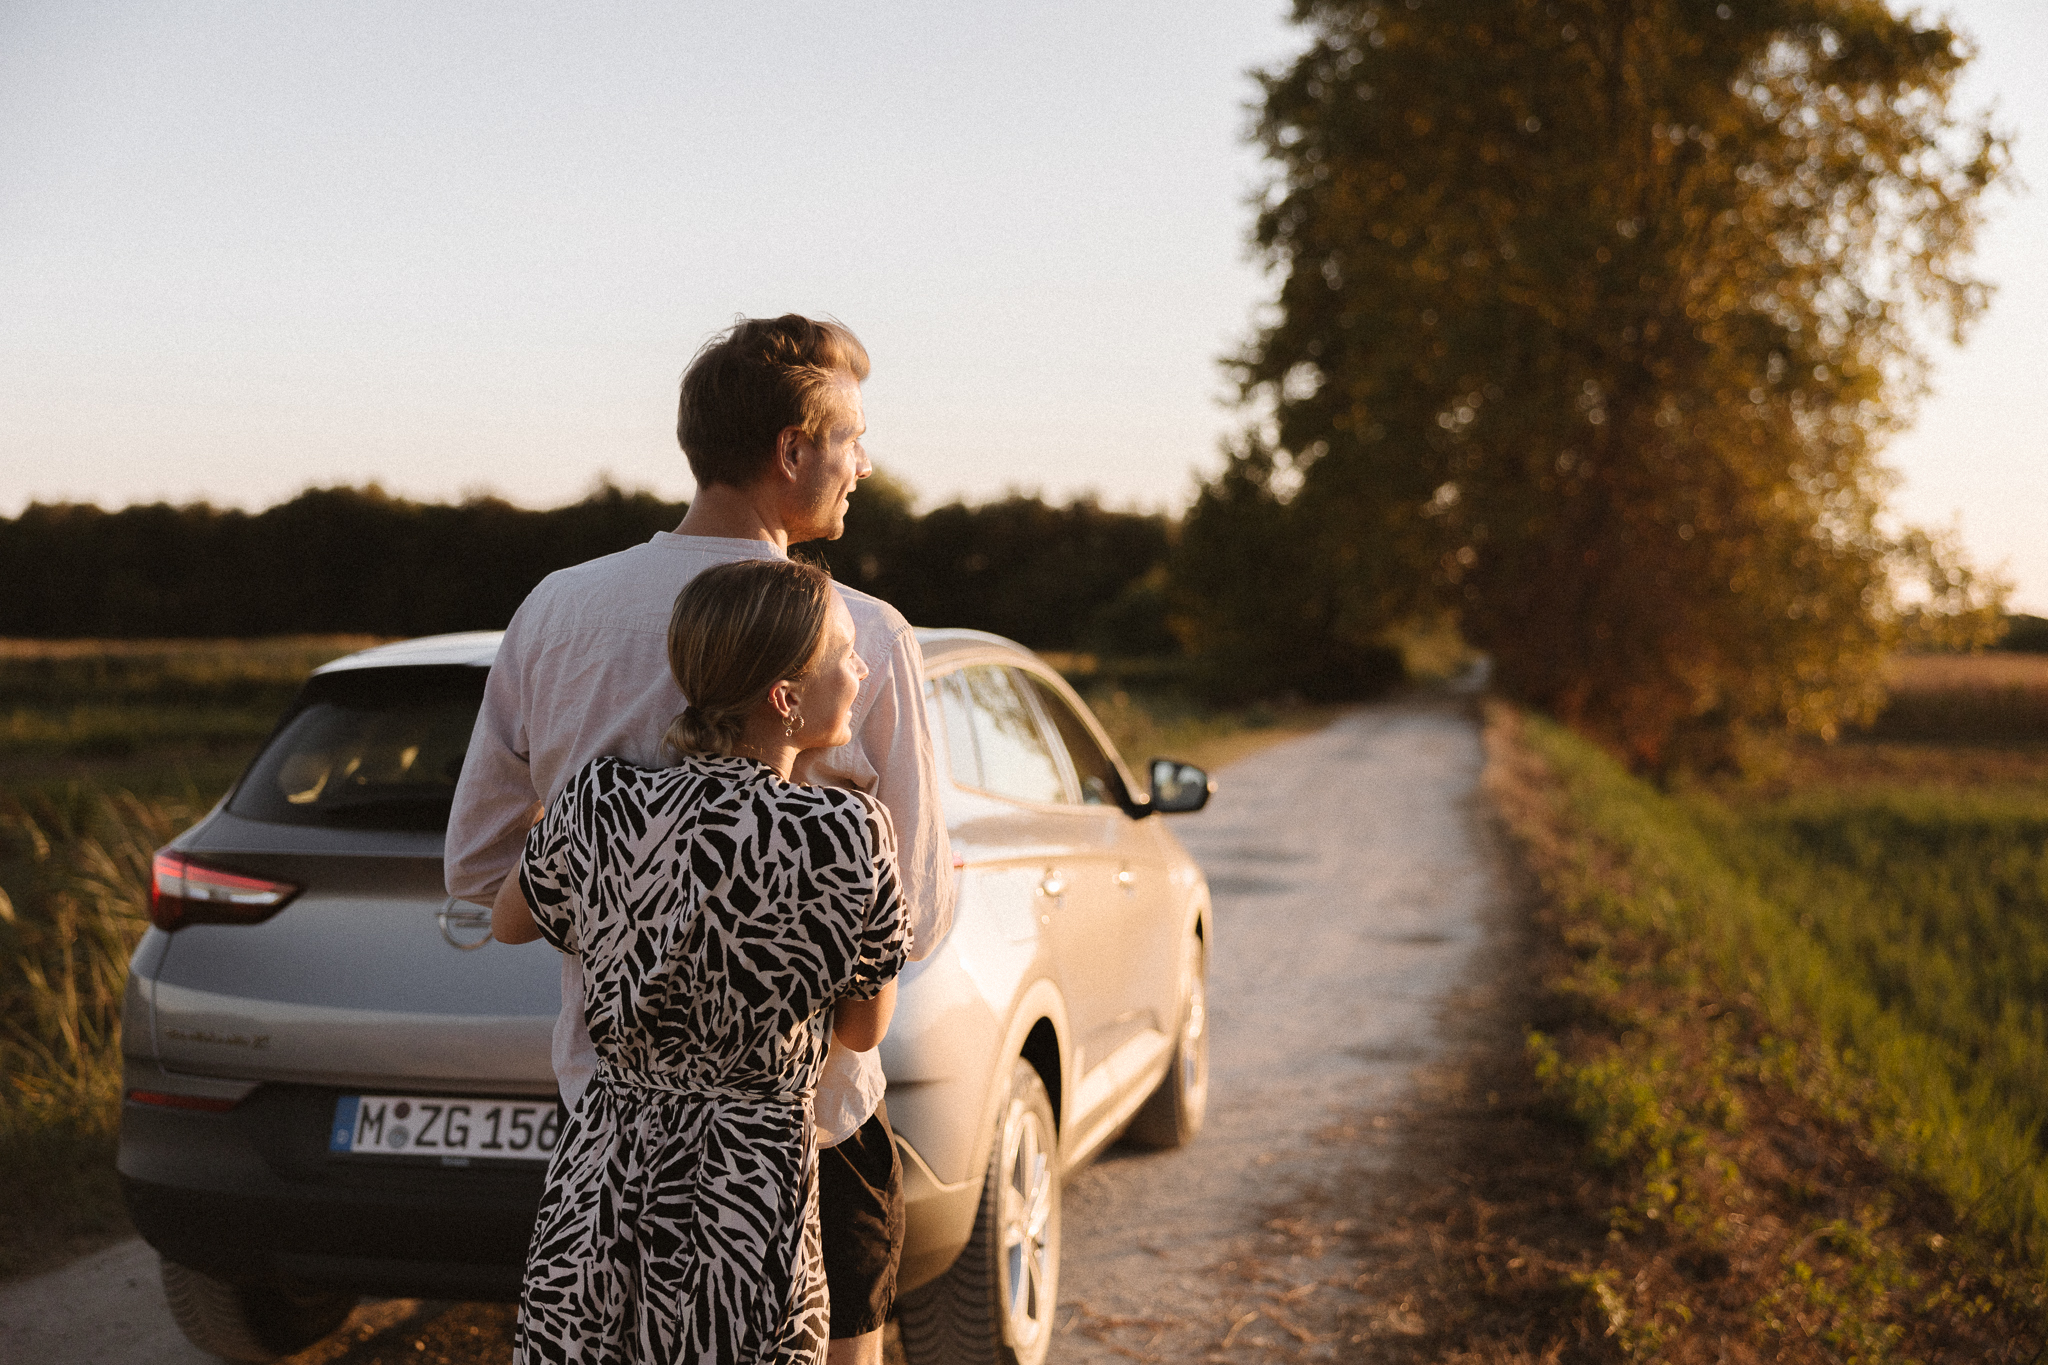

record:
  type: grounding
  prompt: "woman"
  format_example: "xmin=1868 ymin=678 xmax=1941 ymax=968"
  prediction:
xmin=492 ymin=558 xmax=908 ymax=1365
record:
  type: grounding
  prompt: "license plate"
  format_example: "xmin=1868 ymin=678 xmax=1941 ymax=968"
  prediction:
xmin=329 ymin=1094 xmax=560 ymax=1163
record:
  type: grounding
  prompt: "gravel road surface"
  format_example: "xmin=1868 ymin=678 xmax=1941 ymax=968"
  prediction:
xmin=0 ymin=692 xmax=1506 ymax=1364
xmin=1052 ymin=692 xmax=1503 ymax=1361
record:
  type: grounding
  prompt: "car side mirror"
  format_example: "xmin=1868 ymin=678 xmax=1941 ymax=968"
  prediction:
xmin=1148 ymin=758 xmax=1213 ymax=814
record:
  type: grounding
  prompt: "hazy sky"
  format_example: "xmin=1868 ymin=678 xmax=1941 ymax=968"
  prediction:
xmin=2 ymin=1 xmax=2041 ymax=610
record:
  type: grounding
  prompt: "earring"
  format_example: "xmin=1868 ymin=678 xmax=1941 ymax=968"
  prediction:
xmin=784 ymin=710 xmax=803 ymax=739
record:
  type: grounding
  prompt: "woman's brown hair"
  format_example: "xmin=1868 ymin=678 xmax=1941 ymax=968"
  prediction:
xmin=664 ymin=558 xmax=837 ymax=758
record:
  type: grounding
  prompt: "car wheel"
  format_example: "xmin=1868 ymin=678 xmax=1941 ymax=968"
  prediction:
xmin=1123 ymin=940 xmax=1209 ymax=1150
xmin=898 ymin=1058 xmax=1061 ymax=1365
xmin=161 ymin=1258 xmax=356 ymax=1362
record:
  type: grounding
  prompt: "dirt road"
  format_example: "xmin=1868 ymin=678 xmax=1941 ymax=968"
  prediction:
xmin=1052 ymin=692 xmax=1504 ymax=1361
xmin=0 ymin=693 xmax=1508 ymax=1364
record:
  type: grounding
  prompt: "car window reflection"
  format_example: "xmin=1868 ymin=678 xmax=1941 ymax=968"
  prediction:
xmin=1022 ymin=675 xmax=1119 ymax=806
xmin=956 ymin=666 xmax=1066 ymax=805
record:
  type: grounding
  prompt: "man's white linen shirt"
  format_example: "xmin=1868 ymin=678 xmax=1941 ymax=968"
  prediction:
xmin=443 ymin=532 xmax=955 ymax=1145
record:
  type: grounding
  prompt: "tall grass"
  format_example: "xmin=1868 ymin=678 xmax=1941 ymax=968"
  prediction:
xmin=0 ymin=785 xmax=197 ymax=1275
xmin=0 ymin=640 xmax=339 ymax=1274
xmin=0 ymin=787 xmax=185 ymax=1125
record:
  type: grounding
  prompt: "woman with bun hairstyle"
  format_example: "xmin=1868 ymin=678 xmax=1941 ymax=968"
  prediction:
xmin=492 ymin=557 xmax=908 ymax=1365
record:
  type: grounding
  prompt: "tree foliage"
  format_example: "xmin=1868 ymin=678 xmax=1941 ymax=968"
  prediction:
xmin=0 ymin=480 xmax=1174 ymax=651
xmin=1185 ymin=0 xmax=2009 ymax=764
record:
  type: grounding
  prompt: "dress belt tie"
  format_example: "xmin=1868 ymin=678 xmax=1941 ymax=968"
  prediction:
xmin=596 ymin=1062 xmax=807 ymax=1108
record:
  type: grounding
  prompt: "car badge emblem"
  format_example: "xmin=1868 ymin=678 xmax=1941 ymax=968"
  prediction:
xmin=436 ymin=899 xmax=494 ymax=951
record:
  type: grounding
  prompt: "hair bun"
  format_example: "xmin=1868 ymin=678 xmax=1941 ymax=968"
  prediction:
xmin=665 ymin=703 xmax=745 ymax=758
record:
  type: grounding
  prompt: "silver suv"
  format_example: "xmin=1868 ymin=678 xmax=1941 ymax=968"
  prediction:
xmin=118 ymin=628 xmax=1213 ymax=1365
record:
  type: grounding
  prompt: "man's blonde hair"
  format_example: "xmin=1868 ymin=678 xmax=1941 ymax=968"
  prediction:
xmin=676 ymin=315 xmax=870 ymax=490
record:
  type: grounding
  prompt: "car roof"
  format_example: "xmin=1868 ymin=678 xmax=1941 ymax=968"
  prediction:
xmin=311 ymin=627 xmax=1036 ymax=675
xmin=312 ymin=631 xmax=507 ymax=674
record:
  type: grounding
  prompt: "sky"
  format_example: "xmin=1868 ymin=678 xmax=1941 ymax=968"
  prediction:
xmin=1 ymin=1 xmax=2042 ymax=611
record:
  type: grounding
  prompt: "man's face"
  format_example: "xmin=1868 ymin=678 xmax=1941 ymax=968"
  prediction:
xmin=786 ymin=374 xmax=871 ymax=542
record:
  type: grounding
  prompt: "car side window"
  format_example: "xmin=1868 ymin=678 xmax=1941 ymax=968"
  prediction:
xmin=957 ymin=665 xmax=1067 ymax=805
xmin=1022 ymin=674 xmax=1121 ymax=806
xmin=931 ymin=672 xmax=982 ymax=790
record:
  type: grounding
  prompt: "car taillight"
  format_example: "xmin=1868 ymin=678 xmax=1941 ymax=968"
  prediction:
xmin=149 ymin=851 xmax=300 ymax=931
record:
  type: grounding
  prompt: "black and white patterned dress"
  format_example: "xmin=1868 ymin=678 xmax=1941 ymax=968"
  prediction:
xmin=513 ymin=754 xmax=908 ymax=1365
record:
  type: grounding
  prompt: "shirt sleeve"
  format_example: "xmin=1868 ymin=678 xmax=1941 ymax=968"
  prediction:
xmin=519 ymin=779 xmax=582 ymax=957
xmin=799 ymin=621 xmax=956 ymax=961
xmin=445 ymin=608 xmax=542 ymax=905
xmin=841 ymin=792 xmax=908 ymax=1001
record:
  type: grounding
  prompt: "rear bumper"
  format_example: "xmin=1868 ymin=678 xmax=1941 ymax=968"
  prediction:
xmin=120 ymin=1078 xmax=982 ymax=1302
xmin=119 ymin=1083 xmax=548 ymax=1300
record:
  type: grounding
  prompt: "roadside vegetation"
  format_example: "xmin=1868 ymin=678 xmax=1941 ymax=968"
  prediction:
xmin=0 ymin=637 xmax=370 ymax=1278
xmin=1355 ymin=651 xmax=2048 ymax=1362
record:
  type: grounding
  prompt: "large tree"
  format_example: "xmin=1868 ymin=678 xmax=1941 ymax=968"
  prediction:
xmin=1182 ymin=0 xmax=2007 ymax=764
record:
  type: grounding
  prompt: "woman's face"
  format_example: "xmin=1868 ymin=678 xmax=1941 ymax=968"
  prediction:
xmin=789 ymin=595 xmax=865 ymax=752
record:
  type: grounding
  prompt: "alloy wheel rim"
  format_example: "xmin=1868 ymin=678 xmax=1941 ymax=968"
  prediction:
xmin=998 ymin=1099 xmax=1054 ymax=1350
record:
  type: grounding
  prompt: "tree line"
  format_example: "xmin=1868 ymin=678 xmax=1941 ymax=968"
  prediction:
xmin=0 ymin=479 xmax=1173 ymax=655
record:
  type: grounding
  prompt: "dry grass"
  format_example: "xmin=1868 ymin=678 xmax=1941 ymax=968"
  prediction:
xmin=0 ymin=639 xmax=372 ymax=1279
xmin=1041 ymin=652 xmax=1345 ymax=779
xmin=1081 ymin=688 xmax=1344 ymax=778
xmin=1863 ymin=652 xmax=2048 ymax=745
xmin=0 ymin=786 xmax=197 ymax=1278
xmin=0 ymin=635 xmax=384 ymax=660
xmin=1766 ymin=740 xmax=2048 ymax=794
xmin=1886 ymin=652 xmax=2048 ymax=691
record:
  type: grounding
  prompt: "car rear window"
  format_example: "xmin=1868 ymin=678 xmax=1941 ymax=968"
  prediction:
xmin=227 ymin=665 xmax=487 ymax=832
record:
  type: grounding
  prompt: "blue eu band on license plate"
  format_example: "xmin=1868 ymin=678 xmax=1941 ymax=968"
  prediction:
xmin=329 ymin=1093 xmax=560 ymax=1161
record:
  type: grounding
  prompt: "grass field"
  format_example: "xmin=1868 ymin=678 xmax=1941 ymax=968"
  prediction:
xmin=1476 ymin=652 xmax=2048 ymax=1359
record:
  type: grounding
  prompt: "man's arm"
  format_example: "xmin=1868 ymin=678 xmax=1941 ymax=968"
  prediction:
xmin=445 ymin=629 xmax=542 ymax=908
xmin=801 ymin=623 xmax=955 ymax=960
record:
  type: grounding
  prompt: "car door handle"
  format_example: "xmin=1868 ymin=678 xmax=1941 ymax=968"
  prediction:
xmin=438 ymin=901 xmax=494 ymax=951
xmin=1038 ymin=869 xmax=1067 ymax=901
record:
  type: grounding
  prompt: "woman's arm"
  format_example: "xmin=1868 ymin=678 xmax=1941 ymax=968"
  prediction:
xmin=832 ymin=980 xmax=897 ymax=1053
xmin=492 ymin=870 xmax=543 ymax=944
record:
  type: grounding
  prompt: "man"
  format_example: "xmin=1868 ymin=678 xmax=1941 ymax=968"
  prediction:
xmin=446 ymin=314 xmax=955 ymax=1365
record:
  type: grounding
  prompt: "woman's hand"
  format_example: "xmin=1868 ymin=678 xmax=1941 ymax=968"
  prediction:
xmin=492 ymin=873 xmax=542 ymax=944
xmin=832 ymin=980 xmax=897 ymax=1052
xmin=491 ymin=803 xmax=547 ymax=945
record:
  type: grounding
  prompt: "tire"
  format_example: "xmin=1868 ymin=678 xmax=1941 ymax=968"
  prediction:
xmin=898 ymin=1059 xmax=1061 ymax=1365
xmin=1122 ymin=941 xmax=1209 ymax=1150
xmin=161 ymin=1259 xmax=357 ymax=1362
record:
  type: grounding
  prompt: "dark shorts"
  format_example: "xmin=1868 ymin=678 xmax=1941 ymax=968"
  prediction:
xmin=818 ymin=1102 xmax=905 ymax=1338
